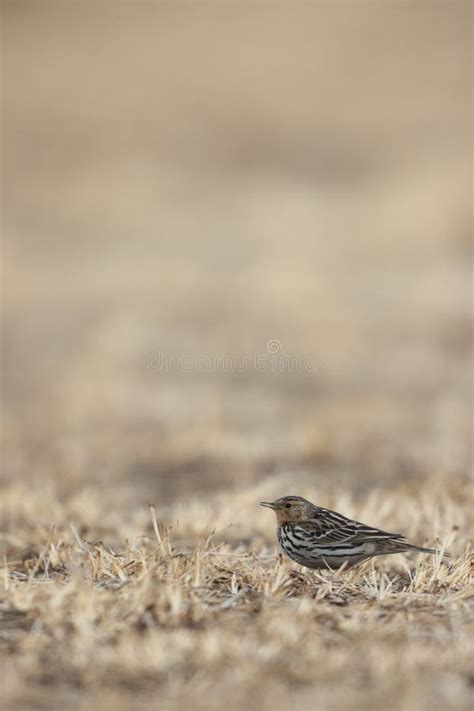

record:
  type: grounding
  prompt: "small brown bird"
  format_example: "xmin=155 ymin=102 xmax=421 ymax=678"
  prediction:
xmin=260 ymin=495 xmax=439 ymax=570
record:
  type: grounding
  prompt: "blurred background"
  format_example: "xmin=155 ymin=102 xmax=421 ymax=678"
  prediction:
xmin=2 ymin=1 xmax=472 ymax=515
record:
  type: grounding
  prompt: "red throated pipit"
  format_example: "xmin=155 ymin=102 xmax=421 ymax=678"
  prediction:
xmin=261 ymin=495 xmax=441 ymax=570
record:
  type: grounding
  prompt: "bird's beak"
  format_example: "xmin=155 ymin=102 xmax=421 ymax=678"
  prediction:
xmin=260 ymin=501 xmax=276 ymax=509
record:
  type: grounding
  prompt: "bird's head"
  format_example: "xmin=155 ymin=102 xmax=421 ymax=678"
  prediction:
xmin=260 ymin=496 xmax=316 ymax=524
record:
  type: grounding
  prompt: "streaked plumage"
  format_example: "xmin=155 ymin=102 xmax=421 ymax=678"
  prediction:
xmin=260 ymin=495 xmax=440 ymax=570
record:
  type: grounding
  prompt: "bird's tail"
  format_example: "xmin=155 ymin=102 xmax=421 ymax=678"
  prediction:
xmin=408 ymin=543 xmax=437 ymax=554
xmin=378 ymin=537 xmax=448 ymax=557
xmin=405 ymin=542 xmax=449 ymax=557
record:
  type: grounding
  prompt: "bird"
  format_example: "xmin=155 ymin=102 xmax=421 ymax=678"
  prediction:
xmin=260 ymin=495 xmax=440 ymax=570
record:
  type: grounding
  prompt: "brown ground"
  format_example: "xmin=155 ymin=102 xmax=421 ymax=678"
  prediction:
xmin=1 ymin=2 xmax=472 ymax=710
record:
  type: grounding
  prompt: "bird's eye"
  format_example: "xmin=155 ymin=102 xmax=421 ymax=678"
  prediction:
xmin=285 ymin=503 xmax=292 ymax=509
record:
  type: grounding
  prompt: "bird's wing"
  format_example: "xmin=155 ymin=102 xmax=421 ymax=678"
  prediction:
xmin=296 ymin=511 xmax=405 ymax=548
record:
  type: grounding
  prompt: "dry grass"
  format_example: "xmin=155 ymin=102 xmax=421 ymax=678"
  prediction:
xmin=2 ymin=3 xmax=472 ymax=710
xmin=1 ymin=473 xmax=473 ymax=711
